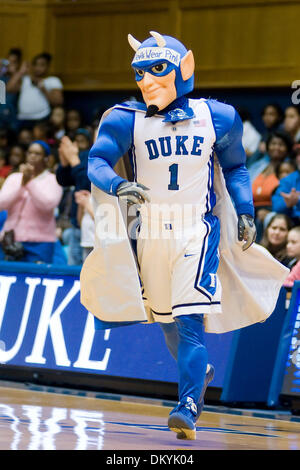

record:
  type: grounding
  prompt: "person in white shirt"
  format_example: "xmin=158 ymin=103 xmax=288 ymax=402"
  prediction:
xmin=12 ymin=52 xmax=64 ymax=125
xmin=239 ymin=108 xmax=262 ymax=156
xmin=242 ymin=120 xmax=262 ymax=155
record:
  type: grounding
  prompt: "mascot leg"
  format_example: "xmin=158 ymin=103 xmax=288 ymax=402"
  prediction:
xmin=159 ymin=321 xmax=179 ymax=361
xmin=166 ymin=314 xmax=214 ymax=440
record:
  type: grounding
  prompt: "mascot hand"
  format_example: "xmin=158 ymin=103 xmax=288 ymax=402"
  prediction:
xmin=116 ymin=181 xmax=151 ymax=205
xmin=238 ymin=214 xmax=256 ymax=251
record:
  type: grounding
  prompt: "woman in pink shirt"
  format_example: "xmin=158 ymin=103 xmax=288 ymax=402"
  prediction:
xmin=0 ymin=140 xmax=62 ymax=263
xmin=284 ymin=226 xmax=300 ymax=287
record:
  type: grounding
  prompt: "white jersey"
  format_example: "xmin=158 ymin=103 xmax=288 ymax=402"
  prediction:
xmin=133 ymin=99 xmax=215 ymax=213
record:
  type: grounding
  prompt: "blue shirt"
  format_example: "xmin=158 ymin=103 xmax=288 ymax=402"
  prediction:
xmin=272 ymin=170 xmax=300 ymax=219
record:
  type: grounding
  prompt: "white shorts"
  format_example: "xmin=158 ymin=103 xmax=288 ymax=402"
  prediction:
xmin=137 ymin=212 xmax=222 ymax=323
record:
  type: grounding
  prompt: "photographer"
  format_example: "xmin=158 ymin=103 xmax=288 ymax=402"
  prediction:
xmin=13 ymin=52 xmax=63 ymax=128
xmin=0 ymin=140 xmax=62 ymax=263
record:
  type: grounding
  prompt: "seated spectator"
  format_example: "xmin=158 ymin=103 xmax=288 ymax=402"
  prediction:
xmin=17 ymin=127 xmax=33 ymax=149
xmin=276 ymin=160 xmax=297 ymax=181
xmin=238 ymin=108 xmax=261 ymax=157
xmin=0 ymin=128 xmax=13 ymax=155
xmin=283 ymin=105 xmax=300 ymax=143
xmin=272 ymin=149 xmax=300 ymax=224
xmin=248 ymin=130 xmax=293 ymax=182
xmin=251 ymin=131 xmax=293 ymax=240
xmin=49 ymin=105 xmax=66 ymax=141
xmin=56 ymin=135 xmax=90 ymax=265
xmin=74 ymin=189 xmax=94 ymax=261
xmin=260 ymin=213 xmax=294 ymax=266
xmin=15 ymin=52 xmax=63 ymax=127
xmin=74 ymin=128 xmax=92 ymax=151
xmin=0 ymin=140 xmax=62 ymax=263
xmin=32 ymin=120 xmax=54 ymax=145
xmin=0 ymin=150 xmax=12 ymax=179
xmin=89 ymin=106 xmax=107 ymax=134
xmin=0 ymin=48 xmax=23 ymax=131
xmin=7 ymin=144 xmax=26 ymax=173
xmin=32 ymin=120 xmax=58 ymax=171
xmin=0 ymin=146 xmax=25 ymax=190
xmin=66 ymin=109 xmax=83 ymax=139
xmin=56 ymin=187 xmax=73 ymax=235
xmin=283 ymin=226 xmax=300 ymax=287
xmin=46 ymin=150 xmax=59 ymax=174
xmin=259 ymin=103 xmax=284 ymax=154
xmin=265 ymin=161 xmax=298 ymax=226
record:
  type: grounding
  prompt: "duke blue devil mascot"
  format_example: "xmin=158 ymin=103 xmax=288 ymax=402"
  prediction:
xmin=81 ymin=32 xmax=288 ymax=440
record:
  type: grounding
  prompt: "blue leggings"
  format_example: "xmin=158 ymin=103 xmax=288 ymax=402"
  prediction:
xmin=159 ymin=315 xmax=208 ymax=405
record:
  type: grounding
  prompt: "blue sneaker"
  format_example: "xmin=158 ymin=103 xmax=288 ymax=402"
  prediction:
xmin=168 ymin=397 xmax=197 ymax=440
xmin=169 ymin=364 xmax=215 ymax=440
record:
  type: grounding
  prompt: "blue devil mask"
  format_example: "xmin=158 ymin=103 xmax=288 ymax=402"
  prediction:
xmin=128 ymin=31 xmax=195 ymax=119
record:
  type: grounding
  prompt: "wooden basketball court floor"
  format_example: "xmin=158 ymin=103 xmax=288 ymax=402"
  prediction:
xmin=0 ymin=381 xmax=300 ymax=451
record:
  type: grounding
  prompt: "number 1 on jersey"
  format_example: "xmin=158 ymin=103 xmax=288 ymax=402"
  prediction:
xmin=168 ymin=163 xmax=179 ymax=190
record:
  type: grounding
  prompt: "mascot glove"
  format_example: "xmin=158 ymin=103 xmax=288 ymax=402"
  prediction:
xmin=238 ymin=214 xmax=256 ymax=251
xmin=116 ymin=181 xmax=151 ymax=205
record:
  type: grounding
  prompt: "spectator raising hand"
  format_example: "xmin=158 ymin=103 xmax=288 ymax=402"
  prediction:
xmin=19 ymin=162 xmax=34 ymax=186
xmin=16 ymin=52 xmax=64 ymax=127
xmin=280 ymin=187 xmax=300 ymax=208
xmin=59 ymin=135 xmax=80 ymax=168
xmin=6 ymin=60 xmax=28 ymax=94
xmin=56 ymin=135 xmax=91 ymax=265
xmin=272 ymin=151 xmax=300 ymax=224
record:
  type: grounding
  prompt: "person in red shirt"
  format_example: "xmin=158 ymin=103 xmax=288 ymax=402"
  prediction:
xmin=0 ymin=151 xmax=12 ymax=179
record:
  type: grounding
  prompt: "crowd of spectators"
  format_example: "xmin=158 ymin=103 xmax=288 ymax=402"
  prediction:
xmin=0 ymin=48 xmax=99 ymax=265
xmin=1 ymin=47 xmax=300 ymax=288
xmin=243 ymin=102 xmax=300 ymax=286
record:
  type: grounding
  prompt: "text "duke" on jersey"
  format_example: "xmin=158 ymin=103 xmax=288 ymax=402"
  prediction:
xmin=145 ymin=135 xmax=205 ymax=159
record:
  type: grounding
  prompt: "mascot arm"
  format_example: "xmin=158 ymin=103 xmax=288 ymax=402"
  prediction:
xmin=88 ymin=108 xmax=134 ymax=195
xmin=206 ymin=99 xmax=254 ymax=218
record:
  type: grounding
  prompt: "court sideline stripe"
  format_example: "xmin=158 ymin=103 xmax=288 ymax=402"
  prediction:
xmin=0 ymin=380 xmax=298 ymax=423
